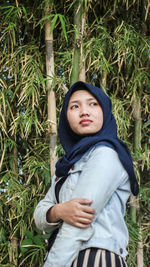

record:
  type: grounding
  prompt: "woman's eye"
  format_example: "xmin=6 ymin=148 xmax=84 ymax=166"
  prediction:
xmin=90 ymin=102 xmax=98 ymax=106
xmin=70 ymin=104 xmax=79 ymax=109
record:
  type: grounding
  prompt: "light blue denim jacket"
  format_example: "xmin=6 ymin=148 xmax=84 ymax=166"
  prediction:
xmin=34 ymin=146 xmax=131 ymax=267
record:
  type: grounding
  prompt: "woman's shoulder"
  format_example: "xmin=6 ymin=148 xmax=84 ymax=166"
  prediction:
xmin=83 ymin=145 xmax=127 ymax=175
xmin=85 ymin=144 xmax=118 ymax=160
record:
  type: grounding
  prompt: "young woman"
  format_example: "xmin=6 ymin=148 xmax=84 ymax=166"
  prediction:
xmin=34 ymin=81 xmax=139 ymax=267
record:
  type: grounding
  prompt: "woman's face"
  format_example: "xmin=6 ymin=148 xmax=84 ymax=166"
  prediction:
xmin=67 ymin=90 xmax=103 ymax=136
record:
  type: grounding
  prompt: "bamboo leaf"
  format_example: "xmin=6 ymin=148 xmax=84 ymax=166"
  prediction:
xmin=36 ymin=14 xmax=54 ymax=26
xmin=25 ymin=230 xmax=34 ymax=240
xmin=20 ymin=239 xmax=33 ymax=253
xmin=58 ymin=14 xmax=68 ymax=42
xmin=49 ymin=14 xmax=58 ymax=36
xmin=33 ymin=236 xmax=44 ymax=246
xmin=143 ymin=119 xmax=150 ymax=129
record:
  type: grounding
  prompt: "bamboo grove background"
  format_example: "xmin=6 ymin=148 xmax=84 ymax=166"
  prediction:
xmin=0 ymin=0 xmax=150 ymax=266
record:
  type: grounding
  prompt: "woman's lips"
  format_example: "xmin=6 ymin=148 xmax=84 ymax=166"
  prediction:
xmin=80 ymin=119 xmax=92 ymax=126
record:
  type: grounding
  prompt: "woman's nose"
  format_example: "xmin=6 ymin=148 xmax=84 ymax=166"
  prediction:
xmin=80 ymin=106 xmax=89 ymax=117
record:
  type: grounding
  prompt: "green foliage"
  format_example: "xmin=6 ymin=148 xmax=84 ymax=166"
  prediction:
xmin=38 ymin=13 xmax=68 ymax=42
xmin=20 ymin=229 xmax=45 ymax=254
xmin=0 ymin=0 xmax=149 ymax=266
xmin=126 ymin=214 xmax=139 ymax=266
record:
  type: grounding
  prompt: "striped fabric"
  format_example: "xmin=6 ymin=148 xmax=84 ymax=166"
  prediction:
xmin=71 ymin=248 xmax=128 ymax=267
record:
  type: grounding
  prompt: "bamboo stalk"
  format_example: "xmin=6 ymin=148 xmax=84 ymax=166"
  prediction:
xmin=9 ymin=146 xmax=18 ymax=266
xmin=70 ymin=0 xmax=82 ymax=84
xmin=45 ymin=3 xmax=57 ymax=177
xmin=79 ymin=10 xmax=86 ymax=82
xmin=131 ymin=95 xmax=143 ymax=267
xmin=137 ymin=228 xmax=143 ymax=267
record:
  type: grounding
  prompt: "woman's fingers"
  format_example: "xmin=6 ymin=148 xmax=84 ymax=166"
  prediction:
xmin=74 ymin=215 xmax=94 ymax=228
xmin=76 ymin=210 xmax=95 ymax=224
xmin=74 ymin=198 xmax=95 ymax=215
xmin=82 ymin=212 xmax=95 ymax=220
xmin=77 ymin=198 xmax=93 ymax=205
xmin=74 ymin=222 xmax=91 ymax=229
xmin=57 ymin=198 xmax=95 ymax=227
xmin=81 ymin=205 xmax=95 ymax=215
xmin=77 ymin=216 xmax=93 ymax=224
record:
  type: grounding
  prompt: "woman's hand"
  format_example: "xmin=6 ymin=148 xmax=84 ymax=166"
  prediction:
xmin=47 ymin=198 xmax=95 ymax=228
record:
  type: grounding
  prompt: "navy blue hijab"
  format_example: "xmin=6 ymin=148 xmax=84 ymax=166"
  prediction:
xmin=55 ymin=81 xmax=139 ymax=196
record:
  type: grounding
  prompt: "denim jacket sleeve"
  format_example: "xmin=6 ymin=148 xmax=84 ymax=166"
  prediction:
xmin=33 ymin=176 xmax=61 ymax=234
xmin=44 ymin=146 xmax=129 ymax=267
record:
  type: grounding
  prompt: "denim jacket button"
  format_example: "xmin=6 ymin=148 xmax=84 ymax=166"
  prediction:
xmin=120 ymin=248 xmax=123 ymax=254
xmin=55 ymin=177 xmax=59 ymax=182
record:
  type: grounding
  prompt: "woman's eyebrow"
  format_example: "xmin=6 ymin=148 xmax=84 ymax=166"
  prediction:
xmin=69 ymin=100 xmax=79 ymax=104
xmin=87 ymin=97 xmax=95 ymax=101
xmin=69 ymin=97 xmax=95 ymax=104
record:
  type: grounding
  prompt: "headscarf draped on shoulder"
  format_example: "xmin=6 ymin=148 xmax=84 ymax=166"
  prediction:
xmin=55 ymin=81 xmax=139 ymax=196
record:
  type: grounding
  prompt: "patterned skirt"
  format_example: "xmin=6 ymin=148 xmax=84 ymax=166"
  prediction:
xmin=71 ymin=248 xmax=128 ymax=267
